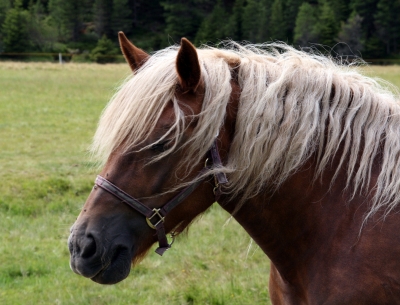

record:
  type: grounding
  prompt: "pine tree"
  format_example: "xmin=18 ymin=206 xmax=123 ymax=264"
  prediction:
xmin=81 ymin=0 xmax=94 ymax=23
xmin=48 ymin=0 xmax=84 ymax=42
xmin=63 ymin=0 xmax=84 ymax=42
xmin=48 ymin=0 xmax=63 ymax=39
xmin=132 ymin=0 xmax=164 ymax=31
xmin=329 ymin=0 xmax=351 ymax=23
xmin=269 ymin=0 xmax=286 ymax=41
xmin=161 ymin=0 xmax=203 ymax=42
xmin=111 ymin=0 xmax=132 ymax=36
xmin=90 ymin=34 xmax=118 ymax=63
xmin=242 ymin=0 xmax=261 ymax=42
xmin=121 ymin=0 xmax=166 ymax=50
xmin=315 ymin=0 xmax=338 ymax=46
xmin=2 ymin=0 xmax=29 ymax=52
xmin=293 ymin=2 xmax=319 ymax=46
xmin=351 ymin=0 xmax=380 ymax=56
xmin=257 ymin=0 xmax=273 ymax=42
xmin=283 ymin=0 xmax=302 ymax=43
xmin=224 ymin=0 xmax=244 ymax=41
xmin=0 ymin=0 xmax=11 ymax=27
xmin=351 ymin=0 xmax=379 ymax=38
xmin=93 ymin=0 xmax=113 ymax=38
xmin=0 ymin=0 xmax=11 ymax=51
xmin=0 ymin=0 xmax=397 ymax=59
xmin=27 ymin=0 xmax=57 ymax=51
xmin=374 ymin=0 xmax=400 ymax=55
xmin=336 ymin=12 xmax=363 ymax=55
xmin=195 ymin=0 xmax=228 ymax=44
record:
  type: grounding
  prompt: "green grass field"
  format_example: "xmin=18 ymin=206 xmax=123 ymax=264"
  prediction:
xmin=1 ymin=62 xmax=399 ymax=305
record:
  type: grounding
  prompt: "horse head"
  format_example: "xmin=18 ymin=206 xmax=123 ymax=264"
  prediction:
xmin=68 ymin=33 xmax=238 ymax=284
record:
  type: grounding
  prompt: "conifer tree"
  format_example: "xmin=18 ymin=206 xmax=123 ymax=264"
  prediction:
xmin=48 ymin=0 xmax=83 ymax=42
xmin=351 ymin=0 xmax=379 ymax=37
xmin=226 ymin=0 xmax=244 ymax=41
xmin=242 ymin=0 xmax=261 ymax=42
xmin=315 ymin=0 xmax=338 ymax=46
xmin=2 ymin=0 xmax=29 ymax=52
xmin=269 ymin=0 xmax=286 ymax=41
xmin=329 ymin=0 xmax=351 ymax=23
xmin=111 ymin=0 xmax=132 ymax=36
xmin=0 ymin=0 xmax=11 ymax=51
xmin=0 ymin=0 xmax=398 ymax=58
xmin=195 ymin=0 xmax=228 ymax=45
xmin=0 ymin=0 xmax=11 ymax=27
xmin=81 ymin=0 xmax=95 ymax=23
xmin=90 ymin=34 xmax=118 ymax=63
xmin=27 ymin=0 xmax=57 ymax=51
xmin=48 ymin=0 xmax=63 ymax=39
xmin=284 ymin=0 xmax=302 ymax=42
xmin=374 ymin=0 xmax=400 ymax=54
xmin=62 ymin=0 xmax=84 ymax=42
xmin=257 ymin=0 xmax=273 ymax=42
xmin=93 ymin=0 xmax=113 ymax=38
xmin=293 ymin=2 xmax=318 ymax=46
xmin=336 ymin=12 xmax=363 ymax=55
xmin=351 ymin=0 xmax=380 ymax=56
xmin=133 ymin=0 xmax=164 ymax=32
xmin=162 ymin=0 xmax=203 ymax=42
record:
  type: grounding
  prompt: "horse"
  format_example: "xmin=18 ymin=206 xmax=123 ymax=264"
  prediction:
xmin=68 ymin=32 xmax=400 ymax=304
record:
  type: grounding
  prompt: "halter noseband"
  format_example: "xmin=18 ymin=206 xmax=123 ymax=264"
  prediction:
xmin=94 ymin=140 xmax=228 ymax=256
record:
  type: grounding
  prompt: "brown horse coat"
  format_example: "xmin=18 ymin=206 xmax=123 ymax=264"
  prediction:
xmin=69 ymin=33 xmax=400 ymax=304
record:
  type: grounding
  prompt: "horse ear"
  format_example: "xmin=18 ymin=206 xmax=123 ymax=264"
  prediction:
xmin=176 ymin=38 xmax=201 ymax=92
xmin=118 ymin=31 xmax=149 ymax=72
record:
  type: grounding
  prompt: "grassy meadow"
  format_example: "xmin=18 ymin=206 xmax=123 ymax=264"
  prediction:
xmin=1 ymin=62 xmax=400 ymax=305
xmin=0 ymin=62 xmax=270 ymax=305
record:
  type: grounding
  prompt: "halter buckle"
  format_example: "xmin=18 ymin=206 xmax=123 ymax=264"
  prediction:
xmin=146 ymin=208 xmax=165 ymax=229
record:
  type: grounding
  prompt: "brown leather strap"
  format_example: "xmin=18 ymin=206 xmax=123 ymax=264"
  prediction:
xmin=154 ymin=223 xmax=170 ymax=255
xmin=94 ymin=139 xmax=228 ymax=256
xmin=95 ymin=176 xmax=154 ymax=218
xmin=210 ymin=141 xmax=228 ymax=201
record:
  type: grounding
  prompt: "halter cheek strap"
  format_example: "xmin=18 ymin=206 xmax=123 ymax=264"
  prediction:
xmin=94 ymin=140 xmax=228 ymax=256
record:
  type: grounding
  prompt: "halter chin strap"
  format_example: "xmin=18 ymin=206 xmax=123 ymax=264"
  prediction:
xmin=94 ymin=140 xmax=228 ymax=256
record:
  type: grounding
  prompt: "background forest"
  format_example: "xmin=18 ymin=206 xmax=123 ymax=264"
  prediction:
xmin=0 ymin=0 xmax=399 ymax=62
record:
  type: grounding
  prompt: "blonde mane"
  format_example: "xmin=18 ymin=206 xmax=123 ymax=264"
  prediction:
xmin=92 ymin=42 xmax=400 ymax=219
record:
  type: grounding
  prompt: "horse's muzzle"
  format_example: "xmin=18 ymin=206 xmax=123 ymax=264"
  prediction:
xmin=68 ymin=223 xmax=132 ymax=284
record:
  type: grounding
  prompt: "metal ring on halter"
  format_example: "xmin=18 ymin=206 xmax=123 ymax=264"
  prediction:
xmin=213 ymin=184 xmax=219 ymax=195
xmin=169 ymin=232 xmax=177 ymax=246
xmin=213 ymin=174 xmax=220 ymax=195
xmin=145 ymin=208 xmax=165 ymax=229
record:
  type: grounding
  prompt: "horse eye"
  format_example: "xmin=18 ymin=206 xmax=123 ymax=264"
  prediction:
xmin=151 ymin=141 xmax=169 ymax=153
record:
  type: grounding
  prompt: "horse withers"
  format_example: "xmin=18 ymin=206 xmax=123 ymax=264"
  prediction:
xmin=68 ymin=32 xmax=400 ymax=304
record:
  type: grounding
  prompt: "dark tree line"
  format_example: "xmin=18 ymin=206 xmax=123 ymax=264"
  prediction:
xmin=0 ymin=0 xmax=399 ymax=61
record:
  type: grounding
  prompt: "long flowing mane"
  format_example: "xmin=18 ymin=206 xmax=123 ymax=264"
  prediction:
xmin=92 ymin=42 xmax=400 ymax=219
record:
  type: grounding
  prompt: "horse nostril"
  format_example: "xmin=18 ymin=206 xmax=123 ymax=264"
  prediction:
xmin=81 ymin=234 xmax=97 ymax=259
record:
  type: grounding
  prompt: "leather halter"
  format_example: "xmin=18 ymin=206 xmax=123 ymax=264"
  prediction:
xmin=94 ymin=140 xmax=228 ymax=256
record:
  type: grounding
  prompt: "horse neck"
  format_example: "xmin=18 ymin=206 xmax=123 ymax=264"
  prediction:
xmin=218 ymin=147 xmax=380 ymax=283
xmin=215 ymin=69 xmax=374 ymax=282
